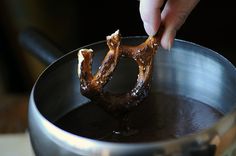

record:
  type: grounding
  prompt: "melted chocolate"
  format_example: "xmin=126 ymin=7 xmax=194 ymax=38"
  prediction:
xmin=55 ymin=92 xmax=223 ymax=143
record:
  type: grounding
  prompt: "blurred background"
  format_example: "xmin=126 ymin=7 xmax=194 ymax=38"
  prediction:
xmin=0 ymin=0 xmax=235 ymax=133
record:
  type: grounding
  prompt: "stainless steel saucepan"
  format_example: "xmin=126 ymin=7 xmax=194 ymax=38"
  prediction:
xmin=19 ymin=28 xmax=236 ymax=156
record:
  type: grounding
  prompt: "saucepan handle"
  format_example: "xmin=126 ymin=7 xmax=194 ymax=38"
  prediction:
xmin=19 ymin=27 xmax=64 ymax=66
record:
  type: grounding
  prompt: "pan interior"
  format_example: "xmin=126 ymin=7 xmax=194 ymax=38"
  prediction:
xmin=54 ymin=91 xmax=223 ymax=142
xmin=33 ymin=38 xmax=236 ymax=142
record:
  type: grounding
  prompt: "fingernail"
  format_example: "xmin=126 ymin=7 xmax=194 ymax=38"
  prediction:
xmin=144 ymin=22 xmax=156 ymax=36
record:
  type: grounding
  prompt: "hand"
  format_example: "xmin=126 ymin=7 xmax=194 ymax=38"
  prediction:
xmin=139 ymin=0 xmax=199 ymax=50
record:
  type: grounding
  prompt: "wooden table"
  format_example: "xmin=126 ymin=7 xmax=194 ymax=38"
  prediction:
xmin=0 ymin=94 xmax=28 ymax=133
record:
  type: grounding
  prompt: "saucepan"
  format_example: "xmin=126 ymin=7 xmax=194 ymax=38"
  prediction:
xmin=19 ymin=28 xmax=236 ymax=156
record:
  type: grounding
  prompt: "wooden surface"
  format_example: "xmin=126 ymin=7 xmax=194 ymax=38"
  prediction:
xmin=0 ymin=95 xmax=28 ymax=133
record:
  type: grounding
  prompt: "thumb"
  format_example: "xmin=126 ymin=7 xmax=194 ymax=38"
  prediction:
xmin=139 ymin=0 xmax=165 ymax=36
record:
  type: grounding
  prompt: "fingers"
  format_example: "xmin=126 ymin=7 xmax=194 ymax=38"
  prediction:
xmin=161 ymin=0 xmax=199 ymax=49
xmin=139 ymin=0 xmax=165 ymax=36
xmin=139 ymin=0 xmax=199 ymax=50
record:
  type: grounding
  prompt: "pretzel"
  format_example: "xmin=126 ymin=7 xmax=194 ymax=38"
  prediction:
xmin=78 ymin=29 xmax=162 ymax=113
